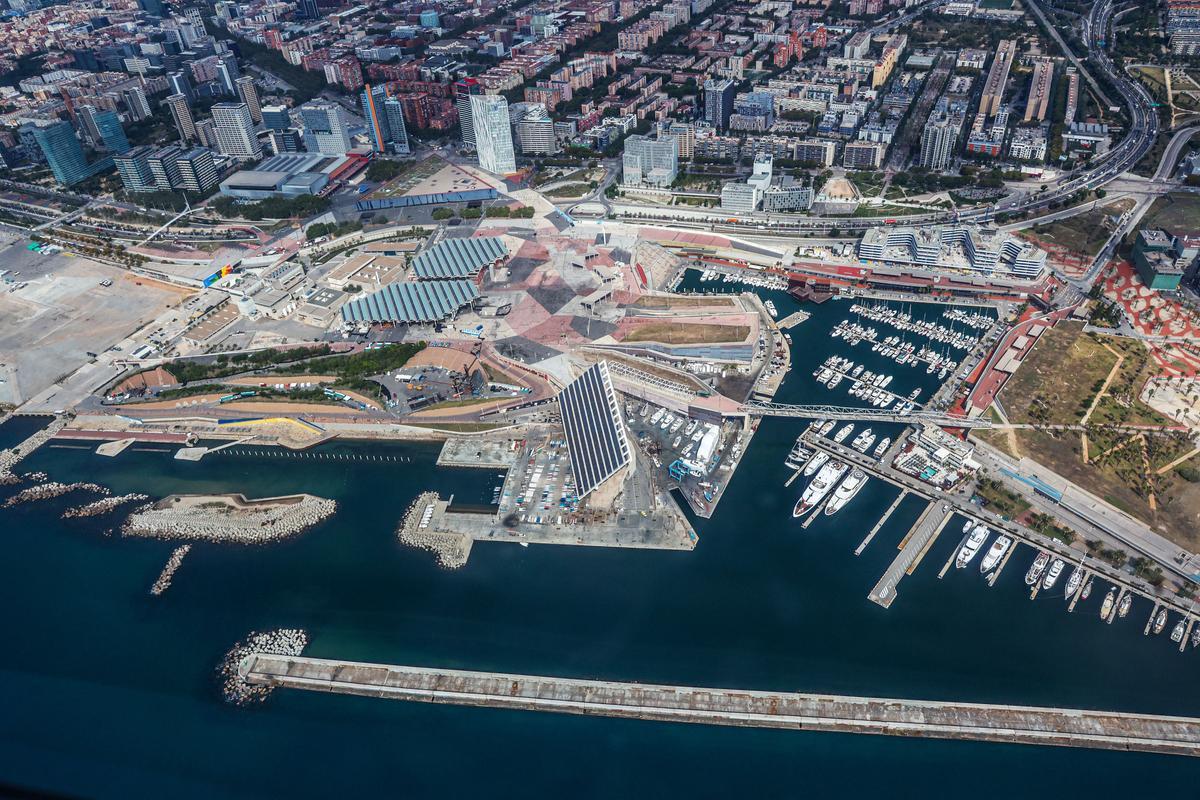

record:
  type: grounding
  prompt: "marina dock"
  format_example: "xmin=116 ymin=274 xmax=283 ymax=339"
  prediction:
xmin=869 ymin=501 xmax=952 ymax=609
xmin=239 ymin=655 xmax=1200 ymax=757
xmin=855 ymin=488 xmax=907 ymax=556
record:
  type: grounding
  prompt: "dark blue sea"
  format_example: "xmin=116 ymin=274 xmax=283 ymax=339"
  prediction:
xmin=3 ymin=288 xmax=1199 ymax=798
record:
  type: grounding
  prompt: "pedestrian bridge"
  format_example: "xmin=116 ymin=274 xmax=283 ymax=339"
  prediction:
xmin=742 ymin=401 xmax=991 ymax=428
xmin=240 ymin=655 xmax=1200 ymax=757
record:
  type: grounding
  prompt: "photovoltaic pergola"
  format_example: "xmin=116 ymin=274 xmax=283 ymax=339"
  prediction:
xmin=557 ymin=361 xmax=631 ymax=499
xmin=340 ymin=280 xmax=479 ymax=324
xmin=412 ymin=237 xmax=507 ymax=280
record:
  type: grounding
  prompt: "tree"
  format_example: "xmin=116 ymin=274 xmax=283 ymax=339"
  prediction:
xmin=366 ymin=160 xmax=404 ymax=182
xmin=431 ymin=207 xmax=454 ymax=220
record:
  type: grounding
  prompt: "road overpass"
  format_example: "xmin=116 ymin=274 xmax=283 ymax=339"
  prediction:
xmin=239 ymin=655 xmax=1200 ymax=757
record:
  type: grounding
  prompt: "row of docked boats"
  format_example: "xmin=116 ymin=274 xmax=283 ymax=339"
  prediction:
xmin=695 ymin=268 xmax=788 ymax=291
xmin=942 ymin=307 xmax=994 ymax=330
xmin=847 ymin=302 xmax=981 ymax=351
xmin=960 ymin=524 xmax=1199 ymax=646
xmin=813 ymin=356 xmax=919 ymax=412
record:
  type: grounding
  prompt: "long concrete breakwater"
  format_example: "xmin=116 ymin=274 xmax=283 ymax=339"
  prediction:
xmin=239 ymin=655 xmax=1200 ymax=756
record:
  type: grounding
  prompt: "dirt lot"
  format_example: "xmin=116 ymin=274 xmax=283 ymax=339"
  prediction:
xmin=622 ymin=322 xmax=750 ymax=344
xmin=980 ymin=427 xmax=1200 ymax=548
xmin=999 ymin=322 xmax=1117 ymax=424
xmin=1026 ymin=199 xmax=1135 ymax=258
xmin=631 ymin=295 xmax=736 ymax=310
xmin=0 ymin=246 xmax=188 ymax=406
xmin=1138 ymin=194 xmax=1200 ymax=234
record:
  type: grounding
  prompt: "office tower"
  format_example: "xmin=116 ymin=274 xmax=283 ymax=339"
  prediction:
xmin=194 ymin=119 xmax=217 ymax=149
xmin=216 ymin=56 xmax=240 ymax=96
xmin=269 ymin=128 xmax=304 ymax=154
xmin=667 ymin=122 xmax=694 ymax=160
xmin=360 ymin=85 xmax=410 ymax=154
xmin=261 ymin=104 xmax=292 ymax=131
xmin=33 ymin=121 xmax=104 ymax=186
xmin=211 ymin=102 xmax=262 ymax=160
xmin=704 ymin=78 xmax=736 ymax=130
xmin=296 ymin=0 xmax=319 ymax=19
xmin=300 ymin=102 xmax=351 ymax=155
xmin=165 ymin=93 xmax=196 ymax=142
xmin=420 ymin=10 xmax=440 ymax=27
xmin=919 ymin=109 xmax=960 ymax=171
xmin=514 ymin=105 xmax=556 ymax=155
xmin=122 ymin=86 xmax=152 ymax=121
xmin=236 ymin=76 xmax=263 ymax=124
xmin=75 ymin=105 xmax=105 ymax=146
xmin=470 ymin=94 xmax=516 ymax=175
xmin=113 ymin=145 xmax=157 ymax=192
xmin=455 ymin=78 xmax=481 ymax=147
xmin=92 ymin=108 xmax=130 ymax=153
xmin=622 ymin=134 xmax=678 ymax=187
xmin=175 ymin=148 xmax=219 ymax=192
xmin=168 ymin=70 xmax=194 ymax=103
xmin=136 ymin=0 xmax=165 ymax=17
xmin=147 ymin=145 xmax=184 ymax=189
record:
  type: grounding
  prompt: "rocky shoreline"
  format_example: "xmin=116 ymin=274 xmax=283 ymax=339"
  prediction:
xmin=122 ymin=494 xmax=337 ymax=544
xmin=150 ymin=544 xmax=192 ymax=596
xmin=396 ymin=491 xmax=472 ymax=569
xmin=63 ymin=493 xmax=151 ymax=518
xmin=0 ymin=417 xmax=67 ymax=485
xmin=3 ymin=481 xmax=109 ymax=507
xmin=219 ymin=628 xmax=309 ymax=705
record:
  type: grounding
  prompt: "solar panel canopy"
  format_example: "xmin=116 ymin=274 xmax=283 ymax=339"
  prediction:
xmin=558 ymin=361 xmax=632 ymax=499
xmin=412 ymin=237 xmax=507 ymax=280
xmin=340 ymin=280 xmax=478 ymax=323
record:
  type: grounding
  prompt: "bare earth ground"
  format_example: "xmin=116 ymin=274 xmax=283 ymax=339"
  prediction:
xmin=621 ymin=323 xmax=751 ymax=344
xmin=998 ymin=322 xmax=1117 ymax=424
xmin=981 ymin=428 xmax=1200 ymax=548
xmin=630 ymin=295 xmax=736 ymax=310
xmin=0 ymin=249 xmax=188 ymax=405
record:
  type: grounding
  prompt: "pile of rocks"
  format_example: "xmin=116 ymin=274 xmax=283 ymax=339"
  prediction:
xmin=122 ymin=495 xmax=337 ymax=544
xmin=63 ymin=493 xmax=151 ymax=518
xmin=396 ymin=491 xmax=472 ymax=569
xmin=3 ymin=481 xmax=109 ymax=507
xmin=0 ymin=418 xmax=67 ymax=485
xmin=218 ymin=628 xmax=309 ymax=705
xmin=150 ymin=544 xmax=192 ymax=596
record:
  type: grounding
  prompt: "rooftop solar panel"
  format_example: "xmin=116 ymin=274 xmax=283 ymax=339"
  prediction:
xmin=557 ymin=361 xmax=631 ymax=499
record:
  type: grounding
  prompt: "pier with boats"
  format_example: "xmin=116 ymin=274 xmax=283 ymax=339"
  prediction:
xmin=786 ymin=422 xmax=1200 ymax=651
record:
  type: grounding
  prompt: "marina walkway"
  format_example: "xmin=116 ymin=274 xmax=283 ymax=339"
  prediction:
xmin=869 ymin=502 xmax=952 ymax=608
xmin=240 ymin=656 xmax=1200 ymax=757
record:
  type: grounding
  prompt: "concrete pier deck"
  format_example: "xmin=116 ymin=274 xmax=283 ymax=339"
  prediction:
xmin=239 ymin=656 xmax=1200 ymax=757
xmin=869 ymin=501 xmax=951 ymax=608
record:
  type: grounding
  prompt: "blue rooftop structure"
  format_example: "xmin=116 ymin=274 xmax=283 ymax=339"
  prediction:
xmin=340 ymin=280 xmax=478 ymax=324
xmin=412 ymin=236 xmax=507 ymax=280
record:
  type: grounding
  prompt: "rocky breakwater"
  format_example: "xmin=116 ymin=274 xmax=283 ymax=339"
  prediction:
xmin=218 ymin=628 xmax=309 ymax=705
xmin=4 ymin=481 xmax=109 ymax=507
xmin=63 ymin=493 xmax=151 ymax=518
xmin=121 ymin=493 xmax=337 ymax=544
xmin=150 ymin=544 xmax=192 ymax=596
xmin=396 ymin=491 xmax=472 ymax=569
xmin=0 ymin=417 xmax=67 ymax=484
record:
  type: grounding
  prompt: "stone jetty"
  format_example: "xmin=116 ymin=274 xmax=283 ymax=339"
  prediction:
xmin=63 ymin=493 xmax=151 ymax=519
xmin=150 ymin=545 xmax=192 ymax=596
xmin=397 ymin=491 xmax=472 ymax=569
xmin=0 ymin=417 xmax=67 ymax=484
xmin=219 ymin=628 xmax=309 ymax=704
xmin=3 ymin=481 xmax=109 ymax=507
xmin=122 ymin=493 xmax=336 ymax=544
